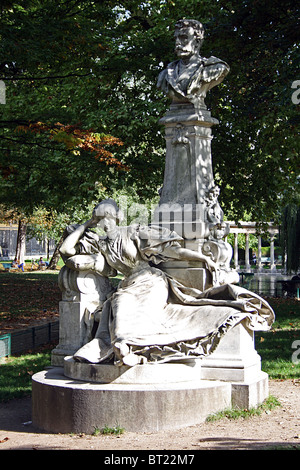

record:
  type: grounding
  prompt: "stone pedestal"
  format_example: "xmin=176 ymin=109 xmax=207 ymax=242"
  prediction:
xmin=160 ymin=260 xmax=212 ymax=291
xmin=51 ymin=300 xmax=87 ymax=365
xmin=51 ymin=267 xmax=114 ymax=366
xmin=64 ymin=356 xmax=202 ymax=384
xmin=201 ymin=322 xmax=269 ymax=409
xmin=33 ymin=322 xmax=269 ymax=435
xmin=201 ymin=323 xmax=261 ymax=382
xmin=231 ymin=372 xmax=269 ymax=409
xmin=152 ymin=104 xmax=219 ymax=244
xmin=32 ymin=366 xmax=231 ymax=434
xmin=158 ymin=104 xmax=217 ymax=206
xmin=152 ymin=202 xmax=210 ymax=242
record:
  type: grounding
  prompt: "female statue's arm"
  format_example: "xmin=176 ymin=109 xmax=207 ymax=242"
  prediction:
xmin=64 ymin=253 xmax=117 ymax=277
xmin=60 ymin=218 xmax=96 ymax=258
xmin=60 ymin=216 xmax=117 ymax=277
xmin=162 ymin=244 xmax=218 ymax=272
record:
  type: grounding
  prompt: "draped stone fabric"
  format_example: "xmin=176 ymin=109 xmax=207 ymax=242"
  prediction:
xmin=73 ymin=225 xmax=275 ymax=366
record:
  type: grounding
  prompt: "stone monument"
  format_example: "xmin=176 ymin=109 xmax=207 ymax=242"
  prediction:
xmin=32 ymin=19 xmax=275 ymax=434
xmin=153 ymin=19 xmax=237 ymax=290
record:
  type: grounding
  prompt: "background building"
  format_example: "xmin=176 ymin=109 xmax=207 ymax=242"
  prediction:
xmin=0 ymin=223 xmax=55 ymax=259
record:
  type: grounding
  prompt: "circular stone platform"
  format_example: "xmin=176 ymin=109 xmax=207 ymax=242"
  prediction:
xmin=32 ymin=366 xmax=232 ymax=434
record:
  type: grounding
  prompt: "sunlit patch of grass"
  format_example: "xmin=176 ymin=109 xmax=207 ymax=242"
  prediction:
xmin=93 ymin=424 xmax=125 ymax=435
xmin=206 ymin=395 xmax=281 ymax=422
xmin=0 ymin=347 xmax=53 ymax=402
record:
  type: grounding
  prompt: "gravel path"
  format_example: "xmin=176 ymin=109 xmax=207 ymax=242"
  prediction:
xmin=0 ymin=379 xmax=299 ymax=451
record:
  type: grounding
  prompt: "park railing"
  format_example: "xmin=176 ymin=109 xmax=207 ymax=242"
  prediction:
xmin=0 ymin=320 xmax=59 ymax=358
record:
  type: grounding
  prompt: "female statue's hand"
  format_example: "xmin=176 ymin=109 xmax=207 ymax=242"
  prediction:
xmin=88 ymin=213 xmax=101 ymax=228
xmin=205 ymin=257 xmax=218 ymax=272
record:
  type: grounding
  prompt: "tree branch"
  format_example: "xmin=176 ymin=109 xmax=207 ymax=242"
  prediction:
xmin=0 ymin=135 xmax=65 ymax=152
xmin=0 ymin=120 xmax=34 ymax=127
xmin=0 ymin=71 xmax=93 ymax=81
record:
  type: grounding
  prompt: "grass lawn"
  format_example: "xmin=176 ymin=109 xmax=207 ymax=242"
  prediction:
xmin=0 ymin=270 xmax=60 ymax=334
xmin=256 ymin=297 xmax=300 ymax=379
xmin=0 ymin=270 xmax=61 ymax=401
xmin=0 ymin=346 xmax=54 ymax=402
xmin=0 ymin=272 xmax=299 ymax=402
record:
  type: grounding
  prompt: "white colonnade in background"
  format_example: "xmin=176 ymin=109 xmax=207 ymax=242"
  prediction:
xmin=228 ymin=221 xmax=279 ymax=273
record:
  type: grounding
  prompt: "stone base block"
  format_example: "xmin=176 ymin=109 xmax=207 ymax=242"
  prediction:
xmin=51 ymin=347 xmax=76 ymax=367
xmin=64 ymin=356 xmax=202 ymax=384
xmin=160 ymin=260 xmax=211 ymax=291
xmin=201 ymin=356 xmax=262 ymax=382
xmin=32 ymin=367 xmax=231 ymax=434
xmin=231 ymin=371 xmax=269 ymax=409
xmin=201 ymin=323 xmax=262 ymax=382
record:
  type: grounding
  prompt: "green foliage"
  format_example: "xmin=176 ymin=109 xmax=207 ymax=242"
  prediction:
xmin=206 ymin=395 xmax=281 ymax=421
xmin=0 ymin=1 xmax=127 ymax=215
xmin=0 ymin=0 xmax=299 ymax=225
xmin=280 ymin=205 xmax=300 ymax=273
xmin=227 ymin=232 xmax=258 ymax=251
xmin=206 ymin=1 xmax=299 ymax=223
xmin=96 ymin=424 xmax=125 ymax=435
xmin=256 ymin=298 xmax=300 ymax=379
xmin=0 ymin=349 xmax=52 ymax=402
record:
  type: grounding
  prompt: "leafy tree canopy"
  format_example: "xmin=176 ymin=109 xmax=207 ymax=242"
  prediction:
xmin=0 ymin=0 xmax=299 ymax=226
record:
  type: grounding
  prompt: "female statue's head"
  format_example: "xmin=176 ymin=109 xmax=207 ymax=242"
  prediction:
xmin=93 ymin=198 xmax=124 ymax=226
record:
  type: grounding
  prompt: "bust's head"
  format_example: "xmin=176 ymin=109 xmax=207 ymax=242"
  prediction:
xmin=174 ymin=19 xmax=205 ymax=61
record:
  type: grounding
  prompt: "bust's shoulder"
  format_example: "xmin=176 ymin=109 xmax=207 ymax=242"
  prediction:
xmin=202 ymin=56 xmax=229 ymax=68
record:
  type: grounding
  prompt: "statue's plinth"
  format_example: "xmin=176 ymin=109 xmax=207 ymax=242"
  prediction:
xmin=152 ymin=203 xmax=210 ymax=242
xmin=51 ymin=267 xmax=114 ymax=366
xmin=63 ymin=356 xmax=202 ymax=383
xmin=158 ymin=103 xmax=217 ymax=208
xmin=32 ymin=364 xmax=231 ymax=434
xmin=159 ymin=102 xmax=219 ymax=126
xmin=201 ymin=323 xmax=261 ymax=382
xmin=32 ymin=321 xmax=269 ymax=434
xmin=160 ymin=259 xmax=212 ymax=291
xmin=153 ymin=104 xmax=220 ymax=252
xmin=201 ymin=323 xmax=269 ymax=409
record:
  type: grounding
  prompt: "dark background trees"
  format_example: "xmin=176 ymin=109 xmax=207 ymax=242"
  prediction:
xmin=0 ymin=0 xmax=299 ymax=267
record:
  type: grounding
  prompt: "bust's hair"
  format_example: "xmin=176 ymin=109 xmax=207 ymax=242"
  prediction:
xmin=175 ymin=19 xmax=205 ymax=47
xmin=94 ymin=198 xmax=123 ymax=224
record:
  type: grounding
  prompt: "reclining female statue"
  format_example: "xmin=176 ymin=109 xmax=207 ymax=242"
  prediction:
xmin=60 ymin=199 xmax=274 ymax=366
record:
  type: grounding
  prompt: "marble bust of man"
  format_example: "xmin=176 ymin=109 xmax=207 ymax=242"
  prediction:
xmin=157 ymin=19 xmax=230 ymax=109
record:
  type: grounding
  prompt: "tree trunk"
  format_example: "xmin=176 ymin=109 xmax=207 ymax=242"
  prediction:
xmin=15 ymin=219 xmax=27 ymax=264
xmin=281 ymin=205 xmax=300 ymax=273
xmin=45 ymin=237 xmax=50 ymax=260
xmin=47 ymin=234 xmax=64 ymax=270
